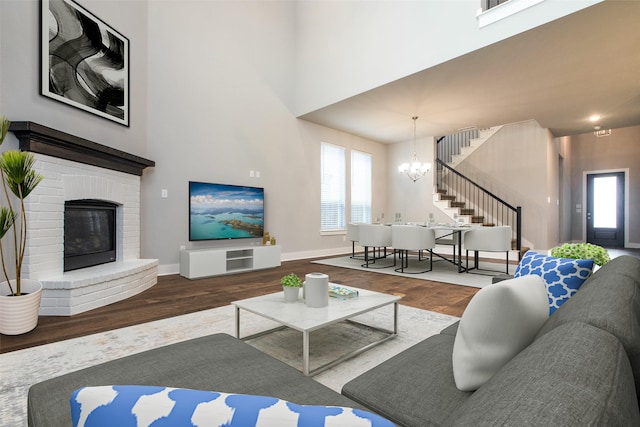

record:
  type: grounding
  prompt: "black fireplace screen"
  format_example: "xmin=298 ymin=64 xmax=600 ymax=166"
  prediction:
xmin=64 ymin=200 xmax=117 ymax=272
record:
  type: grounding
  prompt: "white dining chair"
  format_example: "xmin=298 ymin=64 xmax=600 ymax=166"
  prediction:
xmin=391 ymin=225 xmax=436 ymax=273
xmin=463 ymin=226 xmax=512 ymax=274
xmin=358 ymin=224 xmax=394 ymax=268
xmin=346 ymin=223 xmax=362 ymax=259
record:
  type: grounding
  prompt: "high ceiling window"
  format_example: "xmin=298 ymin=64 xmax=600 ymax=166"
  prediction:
xmin=320 ymin=142 xmax=346 ymax=232
xmin=320 ymin=144 xmax=372 ymax=232
xmin=351 ymin=150 xmax=372 ymax=224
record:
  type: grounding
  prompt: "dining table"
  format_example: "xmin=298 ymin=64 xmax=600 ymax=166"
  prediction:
xmin=418 ymin=222 xmax=478 ymax=273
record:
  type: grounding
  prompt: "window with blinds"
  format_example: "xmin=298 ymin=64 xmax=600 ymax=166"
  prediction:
xmin=351 ymin=150 xmax=372 ymax=224
xmin=320 ymin=143 xmax=346 ymax=231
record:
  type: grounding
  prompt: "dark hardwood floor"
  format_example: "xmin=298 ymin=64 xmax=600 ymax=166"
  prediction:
xmin=0 ymin=256 xmax=479 ymax=354
xmin=2 ymin=248 xmax=637 ymax=354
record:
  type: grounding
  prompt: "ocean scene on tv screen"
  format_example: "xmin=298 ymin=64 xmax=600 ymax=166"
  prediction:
xmin=190 ymin=182 xmax=264 ymax=240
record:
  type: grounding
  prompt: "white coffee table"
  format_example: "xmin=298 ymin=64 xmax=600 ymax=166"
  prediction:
xmin=232 ymin=285 xmax=400 ymax=376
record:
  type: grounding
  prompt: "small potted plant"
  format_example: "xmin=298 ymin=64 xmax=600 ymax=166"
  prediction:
xmin=551 ymin=242 xmax=610 ymax=267
xmin=0 ymin=115 xmax=45 ymax=335
xmin=281 ymin=273 xmax=302 ymax=302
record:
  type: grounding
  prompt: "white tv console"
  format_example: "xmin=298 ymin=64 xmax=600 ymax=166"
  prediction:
xmin=179 ymin=245 xmax=281 ymax=279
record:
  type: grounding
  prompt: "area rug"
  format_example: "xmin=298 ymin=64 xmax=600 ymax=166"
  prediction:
xmin=0 ymin=302 xmax=458 ymax=426
xmin=313 ymin=252 xmax=518 ymax=289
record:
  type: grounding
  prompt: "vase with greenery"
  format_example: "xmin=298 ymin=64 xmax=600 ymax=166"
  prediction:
xmin=0 ymin=115 xmax=45 ymax=335
xmin=281 ymin=273 xmax=302 ymax=302
xmin=550 ymin=242 xmax=610 ymax=267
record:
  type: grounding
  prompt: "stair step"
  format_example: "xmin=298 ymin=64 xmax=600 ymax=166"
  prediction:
xmin=451 ymin=201 xmax=465 ymax=208
xmin=460 ymin=209 xmax=474 ymax=215
xmin=441 ymin=195 xmax=456 ymax=201
xmin=460 ymin=145 xmax=477 ymax=156
xmin=437 ymin=189 xmax=447 ymax=195
xmin=434 ymin=201 xmax=453 ymax=211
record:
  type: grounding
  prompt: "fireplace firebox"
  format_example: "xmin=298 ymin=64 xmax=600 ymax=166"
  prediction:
xmin=64 ymin=200 xmax=118 ymax=272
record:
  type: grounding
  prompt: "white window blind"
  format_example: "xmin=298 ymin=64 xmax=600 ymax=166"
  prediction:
xmin=321 ymin=143 xmax=346 ymax=231
xmin=351 ymin=150 xmax=372 ymax=224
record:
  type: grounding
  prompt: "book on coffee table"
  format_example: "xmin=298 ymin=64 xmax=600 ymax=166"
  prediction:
xmin=328 ymin=284 xmax=359 ymax=300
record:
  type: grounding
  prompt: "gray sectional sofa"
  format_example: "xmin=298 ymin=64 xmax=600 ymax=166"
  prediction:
xmin=28 ymin=255 xmax=640 ymax=426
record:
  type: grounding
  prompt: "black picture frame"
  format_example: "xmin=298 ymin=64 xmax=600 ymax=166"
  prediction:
xmin=40 ymin=0 xmax=130 ymax=126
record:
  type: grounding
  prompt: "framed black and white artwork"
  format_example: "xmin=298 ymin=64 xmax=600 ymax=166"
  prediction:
xmin=41 ymin=0 xmax=130 ymax=126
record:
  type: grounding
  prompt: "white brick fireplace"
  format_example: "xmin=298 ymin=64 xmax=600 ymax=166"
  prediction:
xmin=10 ymin=122 xmax=157 ymax=316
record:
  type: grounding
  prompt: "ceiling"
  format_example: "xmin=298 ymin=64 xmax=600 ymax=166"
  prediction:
xmin=299 ymin=1 xmax=640 ymax=144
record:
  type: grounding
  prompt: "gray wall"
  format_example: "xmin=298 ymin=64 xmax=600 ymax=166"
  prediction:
xmin=568 ymin=125 xmax=640 ymax=246
xmin=0 ymin=0 xmax=148 ymax=158
xmin=0 ymin=0 xmax=389 ymax=275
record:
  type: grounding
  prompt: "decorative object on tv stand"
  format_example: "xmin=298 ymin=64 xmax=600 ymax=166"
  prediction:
xmin=304 ymin=273 xmax=329 ymax=308
xmin=41 ymin=0 xmax=130 ymax=126
xmin=281 ymin=273 xmax=302 ymax=303
xmin=398 ymin=116 xmax=431 ymax=182
xmin=0 ymin=116 xmax=45 ymax=335
xmin=550 ymin=242 xmax=610 ymax=267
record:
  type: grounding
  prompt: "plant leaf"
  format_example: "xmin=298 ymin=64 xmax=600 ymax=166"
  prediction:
xmin=0 ymin=150 xmax=43 ymax=199
xmin=19 ymin=170 xmax=45 ymax=199
xmin=0 ymin=116 xmax=9 ymax=145
xmin=0 ymin=206 xmax=16 ymax=239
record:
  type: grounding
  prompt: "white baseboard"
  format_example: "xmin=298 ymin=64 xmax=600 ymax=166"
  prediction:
xmin=281 ymin=247 xmax=351 ymax=262
xmin=156 ymin=247 xmax=354 ymax=276
xmin=158 ymin=263 xmax=179 ymax=276
xmin=156 ymin=244 xmax=530 ymax=276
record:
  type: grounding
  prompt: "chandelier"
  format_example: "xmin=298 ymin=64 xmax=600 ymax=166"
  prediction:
xmin=398 ymin=116 xmax=431 ymax=182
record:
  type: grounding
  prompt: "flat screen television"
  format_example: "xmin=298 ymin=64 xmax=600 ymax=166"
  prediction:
xmin=189 ymin=181 xmax=264 ymax=241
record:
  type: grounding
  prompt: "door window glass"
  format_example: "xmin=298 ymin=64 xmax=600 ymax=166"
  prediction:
xmin=593 ymin=176 xmax=617 ymax=228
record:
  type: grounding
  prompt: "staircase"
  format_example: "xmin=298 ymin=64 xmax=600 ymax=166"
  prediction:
xmin=434 ymin=181 xmax=526 ymax=255
xmin=434 ymin=126 xmax=502 ymax=225
xmin=448 ymin=127 xmax=502 ymax=167
xmin=433 ymin=189 xmax=489 ymax=225
xmin=434 ymin=128 xmax=525 ymax=257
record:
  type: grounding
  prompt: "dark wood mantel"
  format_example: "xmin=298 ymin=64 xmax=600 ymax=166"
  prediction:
xmin=8 ymin=122 xmax=155 ymax=176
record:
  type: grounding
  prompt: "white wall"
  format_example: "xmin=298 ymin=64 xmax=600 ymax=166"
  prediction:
xmin=546 ymin=128 xmax=561 ymax=248
xmin=387 ymin=136 xmax=438 ymax=224
xmin=556 ymin=136 xmax=573 ymax=244
xmin=144 ymin=1 xmax=387 ymax=273
xmin=293 ymin=0 xmax=602 ymax=116
xmin=454 ymin=120 xmax=552 ymax=249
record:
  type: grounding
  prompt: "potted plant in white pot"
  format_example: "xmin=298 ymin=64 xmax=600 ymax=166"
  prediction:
xmin=280 ymin=273 xmax=302 ymax=302
xmin=0 ymin=115 xmax=45 ymax=335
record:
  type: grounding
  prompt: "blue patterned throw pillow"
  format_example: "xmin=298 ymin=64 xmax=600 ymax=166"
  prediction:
xmin=514 ymin=251 xmax=594 ymax=315
xmin=70 ymin=385 xmax=395 ymax=427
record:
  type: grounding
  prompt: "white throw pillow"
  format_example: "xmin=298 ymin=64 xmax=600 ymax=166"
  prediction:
xmin=452 ymin=275 xmax=549 ymax=391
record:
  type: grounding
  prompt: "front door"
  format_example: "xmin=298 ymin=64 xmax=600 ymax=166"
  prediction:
xmin=586 ymin=172 xmax=625 ymax=247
